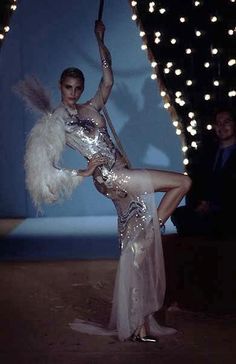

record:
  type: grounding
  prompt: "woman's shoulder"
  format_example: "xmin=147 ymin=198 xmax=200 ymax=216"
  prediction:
xmin=76 ymin=100 xmax=101 ymax=117
xmin=79 ymin=99 xmax=98 ymax=111
xmin=51 ymin=104 xmax=72 ymax=123
xmin=52 ymin=103 xmax=67 ymax=114
xmin=77 ymin=101 xmax=105 ymax=126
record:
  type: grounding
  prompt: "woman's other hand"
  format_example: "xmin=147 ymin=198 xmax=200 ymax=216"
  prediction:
xmin=95 ymin=20 xmax=105 ymax=42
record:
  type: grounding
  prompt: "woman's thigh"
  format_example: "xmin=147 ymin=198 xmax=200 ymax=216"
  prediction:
xmin=145 ymin=169 xmax=188 ymax=192
xmin=114 ymin=168 xmax=187 ymax=195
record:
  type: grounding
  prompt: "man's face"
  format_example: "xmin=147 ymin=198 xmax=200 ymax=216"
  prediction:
xmin=214 ymin=112 xmax=236 ymax=142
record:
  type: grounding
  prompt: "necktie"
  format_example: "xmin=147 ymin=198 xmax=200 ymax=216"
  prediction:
xmin=214 ymin=148 xmax=224 ymax=172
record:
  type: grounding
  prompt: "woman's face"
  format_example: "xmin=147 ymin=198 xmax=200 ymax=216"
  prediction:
xmin=60 ymin=76 xmax=84 ymax=108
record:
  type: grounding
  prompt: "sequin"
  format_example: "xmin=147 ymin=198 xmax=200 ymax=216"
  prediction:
xmin=102 ymin=58 xmax=110 ymax=68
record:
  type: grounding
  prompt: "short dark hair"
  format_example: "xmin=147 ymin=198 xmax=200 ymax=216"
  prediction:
xmin=213 ymin=106 xmax=236 ymax=123
xmin=60 ymin=67 xmax=85 ymax=85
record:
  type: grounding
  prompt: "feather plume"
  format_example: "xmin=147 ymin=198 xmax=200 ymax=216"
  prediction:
xmin=24 ymin=111 xmax=83 ymax=211
xmin=13 ymin=75 xmax=52 ymax=114
xmin=13 ymin=75 xmax=84 ymax=210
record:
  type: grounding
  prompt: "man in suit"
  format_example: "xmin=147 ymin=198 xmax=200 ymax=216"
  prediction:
xmin=171 ymin=108 xmax=236 ymax=238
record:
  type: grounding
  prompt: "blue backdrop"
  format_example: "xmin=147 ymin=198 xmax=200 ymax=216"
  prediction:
xmin=0 ymin=0 xmax=184 ymax=218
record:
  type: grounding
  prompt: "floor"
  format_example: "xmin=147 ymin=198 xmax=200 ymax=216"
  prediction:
xmin=1 ymin=219 xmax=236 ymax=363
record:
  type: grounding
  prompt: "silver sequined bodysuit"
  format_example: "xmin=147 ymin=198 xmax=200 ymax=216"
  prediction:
xmin=62 ymin=102 xmax=129 ymax=200
xmin=56 ymin=102 xmax=166 ymax=341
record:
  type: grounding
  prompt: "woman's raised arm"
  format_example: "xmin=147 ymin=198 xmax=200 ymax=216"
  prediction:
xmin=90 ymin=20 xmax=114 ymax=110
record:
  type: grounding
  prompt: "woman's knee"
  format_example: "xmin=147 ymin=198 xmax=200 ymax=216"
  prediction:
xmin=181 ymin=174 xmax=192 ymax=193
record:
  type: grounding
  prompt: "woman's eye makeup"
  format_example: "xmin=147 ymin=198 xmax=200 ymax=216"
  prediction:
xmin=64 ymin=85 xmax=82 ymax=91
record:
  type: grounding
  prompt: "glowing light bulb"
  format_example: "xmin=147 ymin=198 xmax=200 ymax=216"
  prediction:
xmin=164 ymin=68 xmax=170 ymax=74
xmin=149 ymin=2 xmax=155 ymax=12
xmin=213 ymin=80 xmax=219 ymax=86
xmin=204 ymin=94 xmax=211 ymax=100
xmin=195 ymin=30 xmax=202 ymax=37
xmin=186 ymin=80 xmax=193 ymax=86
xmin=164 ymin=102 xmax=171 ymax=109
xmin=206 ymin=124 xmax=212 ymax=130
xmin=4 ymin=26 xmax=10 ymax=32
xmin=211 ymin=48 xmax=218 ymax=55
xmin=140 ymin=31 xmax=145 ymax=37
xmin=191 ymin=141 xmax=197 ymax=149
xmin=159 ymin=8 xmax=166 ymax=14
xmin=180 ymin=17 xmax=186 ymax=23
xmin=151 ymin=61 xmax=157 ymax=67
xmin=228 ymin=29 xmax=234 ymax=35
xmin=160 ymin=91 xmax=166 ymax=97
xmin=186 ymin=48 xmax=192 ymax=54
xmin=132 ymin=14 xmax=137 ymax=21
xmin=176 ymin=129 xmax=182 ymax=135
xmin=175 ymin=69 xmax=182 ymax=75
xmin=0 ymin=34 xmax=4 ymax=39
xmin=211 ymin=16 xmax=218 ymax=22
xmin=175 ymin=97 xmax=181 ymax=104
xmin=141 ymin=44 xmax=147 ymax=50
xmin=190 ymin=120 xmax=197 ymax=127
xmin=175 ymin=91 xmax=182 ymax=97
xmin=151 ymin=73 xmax=157 ymax=80
xmin=131 ymin=1 xmax=137 ymax=6
xmin=166 ymin=62 xmax=173 ymax=68
xmin=170 ymin=38 xmax=177 ymax=44
xmin=188 ymin=112 xmax=195 ymax=118
xmin=228 ymin=59 xmax=236 ymax=66
xmin=183 ymin=158 xmax=189 ymax=165
xmin=173 ymin=121 xmax=179 ymax=127
xmin=228 ymin=90 xmax=236 ymax=97
xmin=182 ymin=146 xmax=188 ymax=152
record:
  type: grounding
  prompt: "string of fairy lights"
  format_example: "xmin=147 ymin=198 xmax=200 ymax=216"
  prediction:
xmin=129 ymin=0 xmax=236 ymax=171
xmin=0 ymin=0 xmax=18 ymax=49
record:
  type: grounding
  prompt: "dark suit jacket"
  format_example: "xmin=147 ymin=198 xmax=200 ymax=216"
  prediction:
xmin=172 ymin=144 xmax=236 ymax=236
xmin=189 ymin=144 xmax=236 ymax=214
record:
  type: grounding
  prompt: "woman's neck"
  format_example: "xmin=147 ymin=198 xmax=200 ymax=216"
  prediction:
xmin=62 ymin=101 xmax=79 ymax=111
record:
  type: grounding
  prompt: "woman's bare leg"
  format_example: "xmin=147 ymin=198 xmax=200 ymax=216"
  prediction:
xmin=147 ymin=170 xmax=191 ymax=223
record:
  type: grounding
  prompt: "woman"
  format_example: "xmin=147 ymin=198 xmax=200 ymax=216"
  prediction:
xmin=18 ymin=20 xmax=191 ymax=342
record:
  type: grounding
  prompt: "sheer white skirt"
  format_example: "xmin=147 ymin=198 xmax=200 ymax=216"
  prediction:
xmin=70 ymin=167 xmax=169 ymax=341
